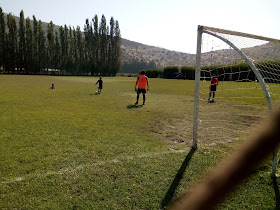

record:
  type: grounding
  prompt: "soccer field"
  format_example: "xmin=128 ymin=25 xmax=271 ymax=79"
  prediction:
xmin=0 ymin=75 xmax=278 ymax=209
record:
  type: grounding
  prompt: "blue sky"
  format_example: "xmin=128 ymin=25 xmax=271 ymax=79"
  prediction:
xmin=1 ymin=0 xmax=279 ymax=54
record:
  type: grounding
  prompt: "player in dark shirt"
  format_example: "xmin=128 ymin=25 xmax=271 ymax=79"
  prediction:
xmin=95 ymin=76 xmax=103 ymax=94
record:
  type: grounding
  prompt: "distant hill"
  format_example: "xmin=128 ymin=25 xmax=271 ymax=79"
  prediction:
xmin=120 ymin=38 xmax=196 ymax=68
xmin=121 ymin=38 xmax=280 ymax=71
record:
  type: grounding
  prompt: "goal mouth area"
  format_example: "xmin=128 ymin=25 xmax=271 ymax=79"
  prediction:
xmin=193 ymin=25 xmax=280 ymax=149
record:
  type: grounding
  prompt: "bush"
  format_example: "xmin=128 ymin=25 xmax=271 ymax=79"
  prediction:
xmin=145 ymin=69 xmax=163 ymax=78
xmin=181 ymin=66 xmax=195 ymax=80
xmin=162 ymin=66 xmax=179 ymax=79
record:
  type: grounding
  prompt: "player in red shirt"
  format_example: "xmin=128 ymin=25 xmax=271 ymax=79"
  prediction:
xmin=208 ymin=74 xmax=218 ymax=102
xmin=135 ymin=70 xmax=149 ymax=105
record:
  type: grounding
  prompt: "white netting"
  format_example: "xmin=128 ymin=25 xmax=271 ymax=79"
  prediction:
xmin=195 ymin=27 xmax=280 ymax=147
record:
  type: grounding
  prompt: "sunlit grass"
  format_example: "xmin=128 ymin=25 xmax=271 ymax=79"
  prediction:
xmin=0 ymin=75 xmax=279 ymax=209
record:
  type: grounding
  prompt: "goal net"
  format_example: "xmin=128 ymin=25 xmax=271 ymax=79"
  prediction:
xmin=192 ymin=25 xmax=280 ymax=175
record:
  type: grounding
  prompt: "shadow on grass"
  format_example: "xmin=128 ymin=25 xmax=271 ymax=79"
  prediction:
xmin=161 ymin=148 xmax=196 ymax=209
xmin=127 ymin=104 xmax=143 ymax=109
xmin=272 ymin=177 xmax=280 ymax=210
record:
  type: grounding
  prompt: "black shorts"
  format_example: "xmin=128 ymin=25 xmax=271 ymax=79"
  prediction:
xmin=137 ymin=89 xmax=146 ymax=94
xmin=210 ymin=85 xmax=217 ymax=92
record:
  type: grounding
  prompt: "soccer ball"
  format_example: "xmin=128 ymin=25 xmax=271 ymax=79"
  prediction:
xmin=95 ymin=91 xmax=99 ymax=95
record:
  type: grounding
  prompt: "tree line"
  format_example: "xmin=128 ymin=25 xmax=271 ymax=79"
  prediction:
xmin=0 ymin=8 xmax=121 ymax=76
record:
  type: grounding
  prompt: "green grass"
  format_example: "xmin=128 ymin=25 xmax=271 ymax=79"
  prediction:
xmin=0 ymin=75 xmax=279 ymax=209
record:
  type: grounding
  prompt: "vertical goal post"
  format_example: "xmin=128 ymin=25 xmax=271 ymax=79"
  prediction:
xmin=192 ymin=25 xmax=280 ymax=177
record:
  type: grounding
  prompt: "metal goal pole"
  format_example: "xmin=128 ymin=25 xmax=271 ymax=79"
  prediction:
xmin=192 ymin=25 xmax=203 ymax=149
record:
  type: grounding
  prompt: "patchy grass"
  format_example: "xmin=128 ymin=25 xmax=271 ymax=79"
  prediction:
xmin=0 ymin=75 xmax=279 ymax=209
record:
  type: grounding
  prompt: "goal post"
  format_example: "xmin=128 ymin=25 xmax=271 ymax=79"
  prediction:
xmin=192 ymin=25 xmax=203 ymax=150
xmin=193 ymin=25 xmax=280 ymax=177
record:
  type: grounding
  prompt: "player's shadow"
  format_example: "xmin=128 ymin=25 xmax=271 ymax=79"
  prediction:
xmin=272 ymin=177 xmax=280 ymax=209
xmin=127 ymin=104 xmax=143 ymax=109
xmin=161 ymin=148 xmax=196 ymax=209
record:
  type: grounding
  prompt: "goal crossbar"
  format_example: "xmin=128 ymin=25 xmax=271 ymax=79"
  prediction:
xmin=200 ymin=25 xmax=280 ymax=43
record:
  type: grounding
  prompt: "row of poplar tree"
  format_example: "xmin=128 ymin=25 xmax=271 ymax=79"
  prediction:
xmin=0 ymin=8 xmax=122 ymax=76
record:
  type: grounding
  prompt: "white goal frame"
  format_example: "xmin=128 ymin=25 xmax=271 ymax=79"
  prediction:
xmin=192 ymin=25 xmax=280 ymax=177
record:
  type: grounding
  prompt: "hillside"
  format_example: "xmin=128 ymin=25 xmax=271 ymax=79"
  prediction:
xmin=120 ymin=38 xmax=280 ymax=72
xmin=121 ymin=38 xmax=196 ymax=68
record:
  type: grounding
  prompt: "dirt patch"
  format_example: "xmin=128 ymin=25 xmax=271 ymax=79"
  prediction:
xmin=149 ymin=114 xmax=193 ymax=150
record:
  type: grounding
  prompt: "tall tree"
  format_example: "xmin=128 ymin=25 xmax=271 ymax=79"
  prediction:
xmin=99 ymin=15 xmax=107 ymax=75
xmin=68 ymin=27 xmax=75 ymax=74
xmin=63 ymin=25 xmax=69 ymax=73
xmin=18 ymin=10 xmax=26 ymax=73
xmin=6 ymin=13 xmax=17 ymax=73
xmin=93 ymin=15 xmax=100 ymax=75
xmin=54 ymin=31 xmax=60 ymax=72
xmin=59 ymin=25 xmax=69 ymax=74
xmin=75 ymin=26 xmax=84 ymax=75
xmin=38 ymin=20 xmax=46 ymax=74
xmin=32 ymin=15 xmax=39 ymax=74
xmin=113 ymin=20 xmax=121 ymax=75
xmin=108 ymin=17 xmax=115 ymax=75
xmin=25 ymin=17 xmax=33 ymax=74
xmin=47 ymin=21 xmax=55 ymax=70
xmin=59 ymin=26 xmax=65 ymax=73
xmin=84 ymin=18 xmax=94 ymax=75
xmin=0 ymin=8 xmax=5 ymax=71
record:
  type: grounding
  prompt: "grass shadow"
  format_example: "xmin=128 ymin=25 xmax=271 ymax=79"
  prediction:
xmin=127 ymin=104 xmax=143 ymax=109
xmin=161 ymin=148 xmax=196 ymax=209
xmin=272 ymin=177 xmax=280 ymax=210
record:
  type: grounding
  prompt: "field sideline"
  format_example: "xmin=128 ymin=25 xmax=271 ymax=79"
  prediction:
xmin=0 ymin=75 xmax=279 ymax=209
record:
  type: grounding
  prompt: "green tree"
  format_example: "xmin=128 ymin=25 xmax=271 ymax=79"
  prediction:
xmin=32 ymin=15 xmax=39 ymax=74
xmin=99 ymin=15 xmax=107 ymax=75
xmin=93 ymin=15 xmax=100 ymax=75
xmin=18 ymin=10 xmax=26 ymax=73
xmin=38 ymin=20 xmax=46 ymax=74
xmin=54 ymin=31 xmax=60 ymax=72
xmin=71 ymin=27 xmax=78 ymax=74
xmin=0 ymin=8 xmax=6 ymax=71
xmin=6 ymin=13 xmax=17 ymax=73
xmin=108 ymin=17 xmax=115 ymax=75
xmin=59 ymin=25 xmax=68 ymax=74
xmin=25 ymin=17 xmax=33 ymax=74
xmin=112 ymin=20 xmax=121 ymax=75
xmin=74 ymin=26 xmax=84 ymax=75
xmin=84 ymin=18 xmax=94 ymax=75
xmin=68 ymin=27 xmax=75 ymax=74
xmin=47 ymin=21 xmax=55 ymax=70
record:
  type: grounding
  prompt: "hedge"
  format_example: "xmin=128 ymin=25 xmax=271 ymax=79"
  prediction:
xmin=162 ymin=66 xmax=179 ymax=79
xmin=145 ymin=69 xmax=163 ymax=78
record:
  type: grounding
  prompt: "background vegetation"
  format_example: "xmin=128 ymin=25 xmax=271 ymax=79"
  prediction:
xmin=0 ymin=8 xmax=121 ymax=76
